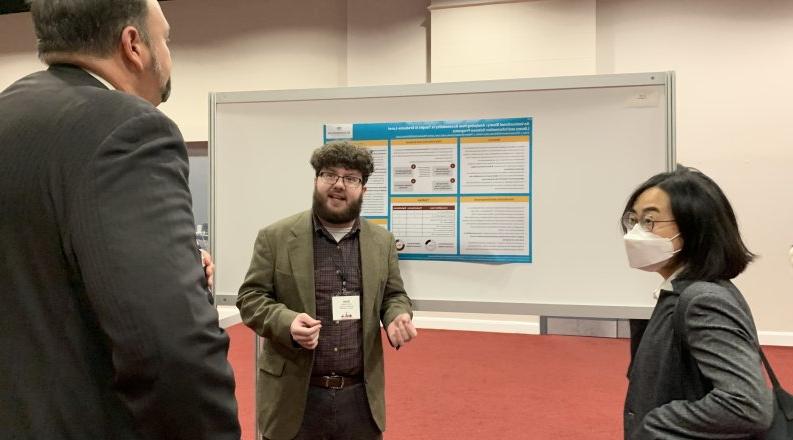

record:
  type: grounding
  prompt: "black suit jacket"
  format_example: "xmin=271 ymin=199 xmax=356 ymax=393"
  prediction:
xmin=0 ymin=65 xmax=240 ymax=439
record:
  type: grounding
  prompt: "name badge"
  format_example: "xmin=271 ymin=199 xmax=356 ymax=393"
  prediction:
xmin=332 ymin=294 xmax=361 ymax=321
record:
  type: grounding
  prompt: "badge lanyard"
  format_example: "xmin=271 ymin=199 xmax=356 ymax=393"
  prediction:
xmin=329 ymin=241 xmax=362 ymax=322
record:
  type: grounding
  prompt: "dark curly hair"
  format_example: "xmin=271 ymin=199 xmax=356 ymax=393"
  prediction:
xmin=309 ymin=141 xmax=375 ymax=184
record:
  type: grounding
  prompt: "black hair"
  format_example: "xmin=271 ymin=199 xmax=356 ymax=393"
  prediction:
xmin=30 ymin=0 xmax=150 ymax=61
xmin=621 ymin=165 xmax=755 ymax=281
xmin=309 ymin=141 xmax=375 ymax=185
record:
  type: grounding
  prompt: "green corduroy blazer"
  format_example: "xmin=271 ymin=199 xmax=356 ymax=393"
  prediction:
xmin=237 ymin=210 xmax=413 ymax=440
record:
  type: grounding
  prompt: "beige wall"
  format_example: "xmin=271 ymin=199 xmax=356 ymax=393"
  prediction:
xmin=347 ymin=0 xmax=429 ymax=86
xmin=2 ymin=0 xmax=791 ymax=339
xmin=596 ymin=0 xmax=793 ymax=337
xmin=162 ymin=0 xmax=428 ymax=138
xmin=0 ymin=0 xmax=429 ymax=140
xmin=0 ymin=12 xmax=39 ymax=90
xmin=430 ymin=0 xmax=596 ymax=81
xmin=159 ymin=0 xmax=349 ymax=140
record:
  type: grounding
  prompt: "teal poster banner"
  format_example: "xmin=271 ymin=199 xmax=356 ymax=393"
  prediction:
xmin=324 ymin=118 xmax=532 ymax=263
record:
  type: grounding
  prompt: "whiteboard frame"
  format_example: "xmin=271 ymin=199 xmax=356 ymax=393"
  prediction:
xmin=209 ymin=71 xmax=675 ymax=319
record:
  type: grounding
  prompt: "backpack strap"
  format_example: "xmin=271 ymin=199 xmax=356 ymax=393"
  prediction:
xmin=758 ymin=348 xmax=793 ymax=423
xmin=675 ymin=281 xmax=791 ymax=419
xmin=759 ymin=348 xmax=783 ymax=390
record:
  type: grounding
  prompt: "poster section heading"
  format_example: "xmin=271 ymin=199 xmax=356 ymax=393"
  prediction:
xmin=324 ymin=118 xmax=532 ymax=263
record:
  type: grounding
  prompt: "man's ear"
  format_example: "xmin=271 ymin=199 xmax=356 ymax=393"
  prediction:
xmin=119 ymin=25 xmax=146 ymax=72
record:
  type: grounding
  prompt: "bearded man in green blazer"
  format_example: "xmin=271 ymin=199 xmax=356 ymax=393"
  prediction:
xmin=238 ymin=141 xmax=417 ymax=440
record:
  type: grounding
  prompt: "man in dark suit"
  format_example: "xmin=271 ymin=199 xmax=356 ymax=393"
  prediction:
xmin=0 ymin=1 xmax=240 ymax=438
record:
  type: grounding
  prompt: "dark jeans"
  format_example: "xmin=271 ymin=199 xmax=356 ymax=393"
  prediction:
xmin=266 ymin=383 xmax=382 ymax=440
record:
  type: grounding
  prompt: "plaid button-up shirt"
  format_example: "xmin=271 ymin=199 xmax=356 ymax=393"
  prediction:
xmin=311 ymin=214 xmax=364 ymax=377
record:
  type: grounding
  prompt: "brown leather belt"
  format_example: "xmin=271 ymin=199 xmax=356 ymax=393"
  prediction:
xmin=309 ymin=375 xmax=363 ymax=390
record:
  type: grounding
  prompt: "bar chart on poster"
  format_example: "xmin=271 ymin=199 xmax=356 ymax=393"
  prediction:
xmin=210 ymin=72 xmax=674 ymax=317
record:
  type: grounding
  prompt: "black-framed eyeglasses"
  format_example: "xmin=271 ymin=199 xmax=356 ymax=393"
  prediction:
xmin=318 ymin=171 xmax=364 ymax=188
xmin=622 ymin=212 xmax=676 ymax=232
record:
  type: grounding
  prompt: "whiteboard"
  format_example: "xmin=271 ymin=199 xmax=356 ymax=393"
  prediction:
xmin=210 ymin=72 xmax=674 ymax=318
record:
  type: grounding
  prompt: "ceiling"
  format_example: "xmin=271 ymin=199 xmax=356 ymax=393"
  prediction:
xmin=0 ymin=0 xmax=29 ymax=14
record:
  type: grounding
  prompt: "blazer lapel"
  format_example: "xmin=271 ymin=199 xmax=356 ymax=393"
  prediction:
xmin=287 ymin=212 xmax=316 ymax=316
xmin=359 ymin=220 xmax=382 ymax=322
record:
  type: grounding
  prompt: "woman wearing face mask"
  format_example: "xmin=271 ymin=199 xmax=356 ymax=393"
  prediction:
xmin=621 ymin=166 xmax=773 ymax=440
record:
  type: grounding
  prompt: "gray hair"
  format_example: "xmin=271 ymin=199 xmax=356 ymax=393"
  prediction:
xmin=30 ymin=0 xmax=151 ymax=62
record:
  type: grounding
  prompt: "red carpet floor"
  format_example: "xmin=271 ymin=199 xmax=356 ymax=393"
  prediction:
xmin=226 ymin=324 xmax=793 ymax=440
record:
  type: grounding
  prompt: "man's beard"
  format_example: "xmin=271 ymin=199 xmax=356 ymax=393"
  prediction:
xmin=312 ymin=188 xmax=363 ymax=225
xmin=160 ymin=77 xmax=171 ymax=103
xmin=152 ymin=54 xmax=171 ymax=103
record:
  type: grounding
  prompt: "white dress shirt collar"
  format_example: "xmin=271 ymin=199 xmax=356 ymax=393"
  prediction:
xmin=83 ymin=68 xmax=116 ymax=91
xmin=654 ymin=265 xmax=685 ymax=299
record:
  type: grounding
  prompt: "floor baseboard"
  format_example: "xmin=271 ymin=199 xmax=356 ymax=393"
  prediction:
xmin=759 ymin=331 xmax=793 ymax=347
xmin=412 ymin=315 xmax=540 ymax=334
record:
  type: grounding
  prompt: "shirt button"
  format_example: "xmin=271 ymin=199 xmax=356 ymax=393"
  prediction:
xmin=333 ymin=347 xmax=338 ymax=352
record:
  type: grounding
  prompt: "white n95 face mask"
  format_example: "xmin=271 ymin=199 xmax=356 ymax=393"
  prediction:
xmin=623 ymin=224 xmax=680 ymax=272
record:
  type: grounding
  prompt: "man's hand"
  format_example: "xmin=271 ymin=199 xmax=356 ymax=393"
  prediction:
xmin=290 ymin=313 xmax=322 ymax=350
xmin=200 ymin=249 xmax=214 ymax=290
xmin=387 ymin=313 xmax=417 ymax=349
